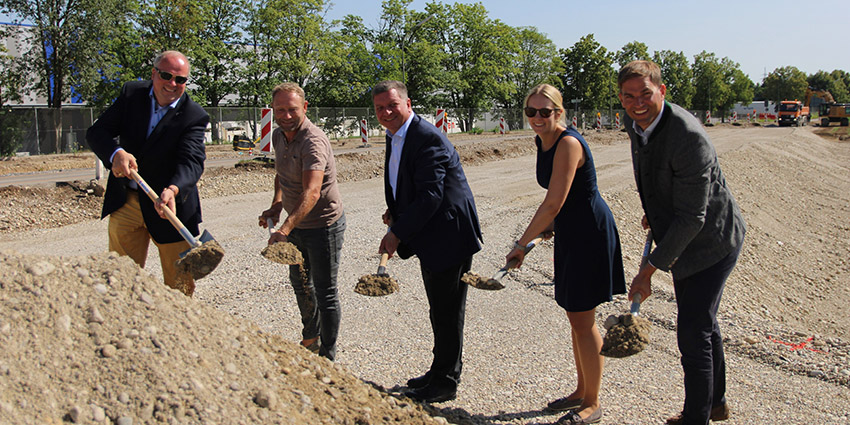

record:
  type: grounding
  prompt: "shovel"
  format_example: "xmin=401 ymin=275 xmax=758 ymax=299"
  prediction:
xmin=260 ymin=218 xmax=303 ymax=265
xmin=354 ymin=252 xmax=399 ymax=296
xmin=464 ymin=234 xmax=546 ymax=290
xmin=600 ymin=230 xmax=653 ymax=358
xmin=129 ymin=170 xmax=224 ymax=280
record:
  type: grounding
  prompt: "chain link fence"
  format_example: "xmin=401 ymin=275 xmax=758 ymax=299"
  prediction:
xmin=2 ymin=105 xmax=725 ymax=156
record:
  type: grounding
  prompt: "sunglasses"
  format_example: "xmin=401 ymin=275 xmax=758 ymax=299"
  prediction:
xmin=155 ymin=68 xmax=188 ymax=85
xmin=524 ymin=107 xmax=558 ymax=118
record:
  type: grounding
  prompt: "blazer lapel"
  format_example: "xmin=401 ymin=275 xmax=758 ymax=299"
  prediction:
xmin=143 ymin=95 xmax=184 ymax=154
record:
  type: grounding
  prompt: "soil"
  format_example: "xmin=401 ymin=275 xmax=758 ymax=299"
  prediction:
xmin=461 ymin=272 xmax=504 ymax=290
xmin=600 ymin=313 xmax=651 ymax=358
xmin=176 ymin=239 xmax=226 ymax=281
xmin=353 ymin=274 xmax=399 ymax=297
xmin=260 ymin=242 xmax=303 ymax=265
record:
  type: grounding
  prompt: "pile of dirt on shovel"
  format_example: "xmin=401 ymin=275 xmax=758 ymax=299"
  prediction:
xmin=0 ymin=250 xmax=447 ymax=424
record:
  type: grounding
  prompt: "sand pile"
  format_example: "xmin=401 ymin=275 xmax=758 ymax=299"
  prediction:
xmin=0 ymin=250 xmax=446 ymax=424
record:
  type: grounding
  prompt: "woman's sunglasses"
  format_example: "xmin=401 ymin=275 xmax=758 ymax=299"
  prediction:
xmin=155 ymin=68 xmax=188 ymax=85
xmin=524 ymin=107 xmax=558 ymax=118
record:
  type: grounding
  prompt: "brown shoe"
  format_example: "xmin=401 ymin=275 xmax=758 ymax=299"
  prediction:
xmin=666 ymin=403 xmax=730 ymax=424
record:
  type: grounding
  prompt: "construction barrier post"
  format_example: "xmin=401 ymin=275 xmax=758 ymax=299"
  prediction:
xmin=499 ymin=117 xmax=506 ymax=134
xmin=705 ymin=110 xmax=711 ymax=125
xmin=732 ymin=111 xmax=738 ymax=123
xmin=572 ymin=116 xmax=578 ymax=129
xmin=360 ymin=119 xmax=368 ymax=146
xmin=435 ymin=108 xmax=446 ymax=134
xmin=259 ymin=108 xmax=273 ymax=155
xmin=596 ymin=112 xmax=602 ymax=131
xmin=615 ymin=112 xmax=620 ymax=129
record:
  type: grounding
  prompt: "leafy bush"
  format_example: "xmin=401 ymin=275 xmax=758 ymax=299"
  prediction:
xmin=0 ymin=108 xmax=23 ymax=157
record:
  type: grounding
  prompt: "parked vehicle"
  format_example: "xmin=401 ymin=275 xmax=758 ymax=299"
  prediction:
xmin=820 ymin=103 xmax=850 ymax=127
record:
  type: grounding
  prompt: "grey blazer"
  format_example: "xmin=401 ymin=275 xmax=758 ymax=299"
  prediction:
xmin=625 ymin=102 xmax=746 ymax=279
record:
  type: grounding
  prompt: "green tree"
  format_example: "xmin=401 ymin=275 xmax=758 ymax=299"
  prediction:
xmin=307 ymin=15 xmax=375 ymax=107
xmin=652 ymin=50 xmax=694 ymax=108
xmin=559 ymin=34 xmax=615 ymax=110
xmin=434 ymin=2 xmax=512 ymax=131
xmin=190 ymin=0 xmax=246 ymax=107
xmin=830 ymin=70 xmax=850 ymax=102
xmin=0 ymin=42 xmax=25 ymax=156
xmin=1 ymin=0 xmax=124 ymax=152
xmin=762 ymin=66 xmax=808 ymax=104
xmin=615 ymin=41 xmax=650 ymax=68
xmin=499 ymin=26 xmax=561 ymax=110
xmin=808 ymin=70 xmax=848 ymax=103
xmin=692 ymin=51 xmax=729 ymax=113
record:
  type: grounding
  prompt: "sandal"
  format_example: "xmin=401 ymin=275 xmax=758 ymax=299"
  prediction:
xmin=545 ymin=397 xmax=583 ymax=412
xmin=555 ymin=407 xmax=603 ymax=425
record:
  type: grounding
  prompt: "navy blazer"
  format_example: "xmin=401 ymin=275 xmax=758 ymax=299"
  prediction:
xmin=385 ymin=114 xmax=482 ymax=272
xmin=87 ymin=80 xmax=209 ymax=244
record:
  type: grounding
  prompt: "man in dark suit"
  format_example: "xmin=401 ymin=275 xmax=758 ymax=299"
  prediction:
xmin=87 ymin=50 xmax=209 ymax=296
xmin=618 ymin=60 xmax=746 ymax=425
xmin=372 ymin=80 xmax=482 ymax=403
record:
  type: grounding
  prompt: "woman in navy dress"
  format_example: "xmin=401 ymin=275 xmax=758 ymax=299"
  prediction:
xmin=506 ymin=84 xmax=625 ymax=425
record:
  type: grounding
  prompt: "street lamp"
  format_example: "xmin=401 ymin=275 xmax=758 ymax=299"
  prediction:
xmin=401 ymin=15 xmax=433 ymax=86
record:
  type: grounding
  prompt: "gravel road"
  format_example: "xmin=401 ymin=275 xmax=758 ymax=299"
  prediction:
xmin=2 ymin=125 xmax=849 ymax=424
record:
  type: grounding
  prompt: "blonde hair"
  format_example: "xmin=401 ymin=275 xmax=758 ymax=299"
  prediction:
xmin=525 ymin=84 xmax=566 ymax=124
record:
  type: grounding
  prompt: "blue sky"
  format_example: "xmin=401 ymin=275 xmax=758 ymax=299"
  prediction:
xmin=325 ymin=0 xmax=850 ymax=84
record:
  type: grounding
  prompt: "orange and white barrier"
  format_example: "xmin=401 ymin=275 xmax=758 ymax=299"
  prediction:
xmin=499 ymin=117 xmax=506 ymax=134
xmin=596 ymin=112 xmax=602 ymax=130
xmin=435 ymin=109 xmax=447 ymax=134
xmin=258 ymin=108 xmax=273 ymax=155
xmin=360 ymin=119 xmax=368 ymax=145
xmin=572 ymin=116 xmax=577 ymax=128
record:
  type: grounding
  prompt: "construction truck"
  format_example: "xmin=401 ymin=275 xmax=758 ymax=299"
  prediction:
xmin=820 ymin=103 xmax=850 ymax=127
xmin=777 ymin=99 xmax=809 ymax=127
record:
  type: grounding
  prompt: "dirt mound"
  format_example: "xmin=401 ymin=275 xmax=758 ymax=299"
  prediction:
xmin=0 ymin=250 xmax=446 ymax=424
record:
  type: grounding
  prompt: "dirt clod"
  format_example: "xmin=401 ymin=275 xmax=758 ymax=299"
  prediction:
xmin=354 ymin=274 xmax=399 ymax=296
xmin=600 ymin=313 xmax=651 ymax=358
xmin=175 ymin=240 xmax=225 ymax=280
xmin=462 ymin=272 xmax=505 ymax=290
xmin=260 ymin=241 xmax=303 ymax=265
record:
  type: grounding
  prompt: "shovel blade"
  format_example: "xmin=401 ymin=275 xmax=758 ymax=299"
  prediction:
xmin=179 ymin=229 xmax=216 ymax=258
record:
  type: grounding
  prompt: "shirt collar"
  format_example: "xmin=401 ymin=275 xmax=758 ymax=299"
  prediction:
xmin=633 ymin=103 xmax=665 ymax=139
xmin=386 ymin=112 xmax=416 ymax=140
xmin=149 ymin=88 xmax=181 ymax=111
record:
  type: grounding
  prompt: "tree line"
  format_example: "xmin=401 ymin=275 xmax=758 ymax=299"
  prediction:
xmin=2 ymin=0 xmax=849 ymax=124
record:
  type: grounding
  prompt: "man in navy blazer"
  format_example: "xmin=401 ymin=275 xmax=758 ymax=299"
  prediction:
xmin=87 ymin=50 xmax=209 ymax=296
xmin=372 ymin=80 xmax=482 ymax=403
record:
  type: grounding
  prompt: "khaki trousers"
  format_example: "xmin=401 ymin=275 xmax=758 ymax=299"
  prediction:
xmin=108 ymin=191 xmax=194 ymax=294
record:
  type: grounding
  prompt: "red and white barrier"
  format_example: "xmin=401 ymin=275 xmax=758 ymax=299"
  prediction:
xmin=258 ymin=108 xmax=273 ymax=155
xmin=499 ymin=117 xmax=506 ymax=134
xmin=572 ymin=116 xmax=577 ymax=128
xmin=435 ymin=108 xmax=447 ymax=134
xmin=705 ymin=110 xmax=711 ymax=125
xmin=732 ymin=111 xmax=738 ymax=123
xmin=615 ymin=113 xmax=620 ymax=129
xmin=747 ymin=112 xmax=751 ymax=123
xmin=596 ymin=112 xmax=602 ymax=130
xmin=360 ymin=119 xmax=368 ymax=145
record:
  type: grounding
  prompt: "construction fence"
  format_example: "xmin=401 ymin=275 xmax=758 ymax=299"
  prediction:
xmin=2 ymin=105 xmax=731 ymax=156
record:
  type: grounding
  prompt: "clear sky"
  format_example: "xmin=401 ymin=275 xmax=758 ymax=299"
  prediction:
xmin=325 ymin=0 xmax=850 ymax=84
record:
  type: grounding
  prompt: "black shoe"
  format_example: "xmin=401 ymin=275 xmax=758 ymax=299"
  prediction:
xmin=404 ymin=384 xmax=457 ymax=403
xmin=406 ymin=373 xmax=431 ymax=389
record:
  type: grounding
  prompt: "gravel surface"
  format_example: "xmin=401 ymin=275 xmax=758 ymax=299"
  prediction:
xmin=1 ymin=125 xmax=849 ymax=424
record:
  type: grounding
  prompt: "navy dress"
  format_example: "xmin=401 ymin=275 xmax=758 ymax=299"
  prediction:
xmin=536 ymin=127 xmax=626 ymax=312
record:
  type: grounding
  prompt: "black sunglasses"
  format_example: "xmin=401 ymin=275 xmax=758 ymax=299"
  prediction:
xmin=524 ymin=107 xmax=558 ymax=118
xmin=155 ymin=68 xmax=188 ymax=85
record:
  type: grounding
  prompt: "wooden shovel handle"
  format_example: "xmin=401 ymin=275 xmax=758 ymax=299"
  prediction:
xmin=129 ymin=169 xmax=200 ymax=248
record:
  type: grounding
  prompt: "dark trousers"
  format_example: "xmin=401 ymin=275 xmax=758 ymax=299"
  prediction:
xmin=673 ymin=243 xmax=742 ymax=425
xmin=287 ymin=214 xmax=346 ymax=361
xmin=420 ymin=255 xmax=473 ymax=390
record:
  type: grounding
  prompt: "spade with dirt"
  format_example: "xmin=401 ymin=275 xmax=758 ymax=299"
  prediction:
xmin=260 ymin=218 xmax=303 ymax=265
xmin=600 ymin=231 xmax=653 ymax=358
xmin=463 ymin=234 xmax=546 ymax=290
xmin=354 ymin=252 xmax=399 ymax=296
xmin=129 ymin=170 xmax=224 ymax=282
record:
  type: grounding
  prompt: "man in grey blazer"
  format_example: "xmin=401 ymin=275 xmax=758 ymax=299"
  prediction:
xmin=618 ymin=60 xmax=746 ymax=425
